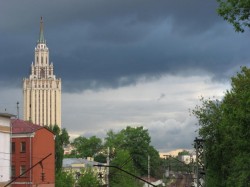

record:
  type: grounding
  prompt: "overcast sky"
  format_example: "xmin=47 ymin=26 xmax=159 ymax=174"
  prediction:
xmin=1 ymin=0 xmax=249 ymax=152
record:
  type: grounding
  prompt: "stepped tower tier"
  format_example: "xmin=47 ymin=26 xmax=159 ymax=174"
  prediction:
xmin=23 ymin=17 xmax=61 ymax=128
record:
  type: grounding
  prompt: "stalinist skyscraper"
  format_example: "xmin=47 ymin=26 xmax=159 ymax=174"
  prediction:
xmin=23 ymin=17 xmax=61 ymax=128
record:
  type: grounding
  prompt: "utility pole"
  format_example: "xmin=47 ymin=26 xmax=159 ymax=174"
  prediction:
xmin=194 ymin=137 xmax=205 ymax=187
xmin=16 ymin=101 xmax=19 ymax=119
xmin=163 ymin=155 xmax=170 ymax=178
xmin=148 ymin=155 xmax=150 ymax=187
xmin=107 ymin=147 xmax=110 ymax=187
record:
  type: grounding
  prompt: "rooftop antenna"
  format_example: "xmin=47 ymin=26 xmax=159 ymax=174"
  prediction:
xmin=16 ymin=102 xmax=19 ymax=119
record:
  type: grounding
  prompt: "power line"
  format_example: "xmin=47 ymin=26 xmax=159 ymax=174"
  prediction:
xmin=4 ymin=153 xmax=52 ymax=187
xmin=94 ymin=164 xmax=157 ymax=187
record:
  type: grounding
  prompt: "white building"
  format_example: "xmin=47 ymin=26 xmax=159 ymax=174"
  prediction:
xmin=0 ymin=113 xmax=14 ymax=187
xmin=23 ymin=17 xmax=61 ymax=127
xmin=180 ymin=154 xmax=196 ymax=164
xmin=63 ymin=158 xmax=107 ymax=185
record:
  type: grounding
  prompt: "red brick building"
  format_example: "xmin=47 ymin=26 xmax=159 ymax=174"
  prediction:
xmin=11 ymin=119 xmax=55 ymax=187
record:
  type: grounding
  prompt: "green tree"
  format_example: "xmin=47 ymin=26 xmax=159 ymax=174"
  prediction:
xmin=47 ymin=125 xmax=70 ymax=172
xmin=193 ymin=97 xmax=225 ymax=186
xmin=105 ymin=126 xmax=161 ymax=177
xmin=55 ymin=170 xmax=75 ymax=187
xmin=77 ymin=168 xmax=101 ymax=187
xmin=148 ymin=145 xmax=162 ymax=178
xmin=121 ymin=126 xmax=151 ymax=175
xmin=193 ymin=66 xmax=250 ymax=186
xmin=94 ymin=153 xmax=107 ymax=163
xmin=105 ymin=130 xmax=125 ymax=149
xmin=64 ymin=149 xmax=78 ymax=158
xmin=217 ymin=0 xmax=250 ymax=32
xmin=72 ymin=136 xmax=103 ymax=158
xmin=109 ymin=149 xmax=139 ymax=187
xmin=178 ymin=150 xmax=190 ymax=157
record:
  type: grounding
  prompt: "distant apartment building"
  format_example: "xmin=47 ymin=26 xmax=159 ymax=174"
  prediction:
xmin=179 ymin=154 xmax=196 ymax=164
xmin=11 ymin=119 xmax=55 ymax=187
xmin=0 ymin=113 xmax=14 ymax=187
xmin=63 ymin=144 xmax=75 ymax=155
xmin=23 ymin=17 xmax=61 ymax=128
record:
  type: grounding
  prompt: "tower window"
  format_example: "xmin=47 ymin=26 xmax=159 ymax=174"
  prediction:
xmin=20 ymin=165 xmax=26 ymax=176
xmin=20 ymin=142 xmax=26 ymax=153
xmin=12 ymin=142 xmax=15 ymax=154
xmin=11 ymin=165 xmax=16 ymax=178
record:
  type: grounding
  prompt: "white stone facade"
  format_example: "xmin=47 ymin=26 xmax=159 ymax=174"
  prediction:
xmin=23 ymin=18 xmax=61 ymax=128
xmin=0 ymin=113 xmax=13 ymax=186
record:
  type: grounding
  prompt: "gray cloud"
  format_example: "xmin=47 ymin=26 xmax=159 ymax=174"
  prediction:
xmin=0 ymin=0 xmax=249 ymax=152
xmin=148 ymin=117 xmax=198 ymax=152
xmin=60 ymin=75 xmax=229 ymax=151
xmin=1 ymin=0 xmax=248 ymax=92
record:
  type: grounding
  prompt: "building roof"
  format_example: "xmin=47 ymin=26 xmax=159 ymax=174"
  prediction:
xmin=11 ymin=119 xmax=43 ymax=134
xmin=63 ymin=158 xmax=102 ymax=168
xmin=0 ymin=113 xmax=16 ymax=118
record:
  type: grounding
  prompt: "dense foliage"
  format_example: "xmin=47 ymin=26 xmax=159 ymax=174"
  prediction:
xmin=105 ymin=126 xmax=162 ymax=178
xmin=55 ymin=170 xmax=75 ymax=187
xmin=177 ymin=150 xmax=190 ymax=157
xmin=193 ymin=67 xmax=250 ymax=186
xmin=47 ymin=124 xmax=70 ymax=172
xmin=109 ymin=149 xmax=139 ymax=187
xmin=71 ymin=136 xmax=103 ymax=158
xmin=63 ymin=126 xmax=161 ymax=186
xmin=77 ymin=168 xmax=101 ymax=187
xmin=217 ymin=0 xmax=250 ymax=32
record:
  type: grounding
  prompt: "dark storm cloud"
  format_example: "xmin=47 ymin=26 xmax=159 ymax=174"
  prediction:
xmin=1 ymin=0 xmax=250 ymax=92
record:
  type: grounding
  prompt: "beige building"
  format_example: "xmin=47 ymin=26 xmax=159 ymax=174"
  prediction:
xmin=23 ymin=17 xmax=61 ymax=128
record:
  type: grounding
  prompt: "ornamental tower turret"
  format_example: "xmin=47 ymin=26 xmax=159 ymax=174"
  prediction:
xmin=23 ymin=17 xmax=61 ymax=128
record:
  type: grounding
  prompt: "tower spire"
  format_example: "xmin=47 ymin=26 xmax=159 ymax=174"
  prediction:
xmin=38 ymin=17 xmax=45 ymax=44
xmin=24 ymin=17 xmax=62 ymax=127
